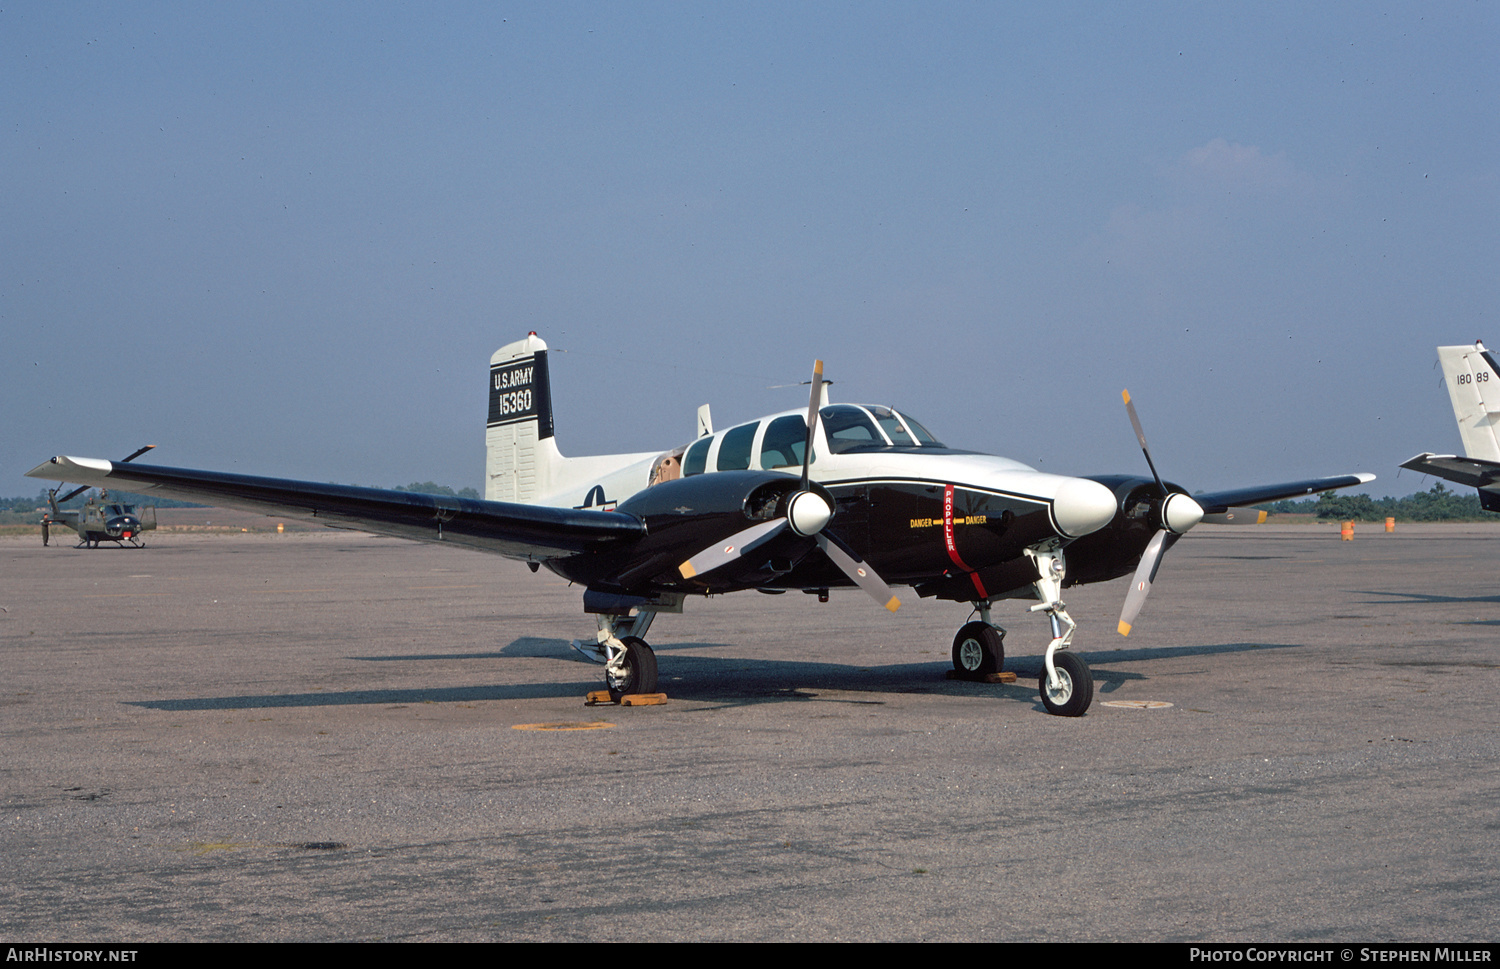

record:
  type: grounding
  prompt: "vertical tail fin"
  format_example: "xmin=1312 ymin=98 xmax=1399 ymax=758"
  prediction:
xmin=486 ymin=333 xmax=558 ymax=503
xmin=1437 ymin=342 xmax=1500 ymax=463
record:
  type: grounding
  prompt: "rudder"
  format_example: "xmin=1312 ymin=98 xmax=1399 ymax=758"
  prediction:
xmin=1437 ymin=343 xmax=1500 ymax=463
xmin=487 ymin=333 xmax=556 ymax=502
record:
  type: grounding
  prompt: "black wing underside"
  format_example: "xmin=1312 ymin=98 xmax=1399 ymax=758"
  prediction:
xmin=25 ymin=456 xmax=643 ymax=559
xmin=1192 ymin=473 xmax=1376 ymax=515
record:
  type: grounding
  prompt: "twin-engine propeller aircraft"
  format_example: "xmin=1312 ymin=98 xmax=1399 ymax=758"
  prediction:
xmin=39 ymin=445 xmax=158 ymax=548
xmin=28 ymin=334 xmax=1373 ymax=716
xmin=1401 ymin=342 xmax=1500 ymax=511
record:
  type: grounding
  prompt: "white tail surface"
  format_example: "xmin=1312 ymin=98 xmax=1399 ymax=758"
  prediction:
xmin=485 ymin=334 xmax=659 ymax=507
xmin=1437 ymin=343 xmax=1500 ymax=463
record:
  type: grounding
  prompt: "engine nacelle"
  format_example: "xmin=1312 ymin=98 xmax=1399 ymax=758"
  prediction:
xmin=1061 ymin=475 xmax=1196 ymax=586
xmin=555 ymin=470 xmax=832 ymax=595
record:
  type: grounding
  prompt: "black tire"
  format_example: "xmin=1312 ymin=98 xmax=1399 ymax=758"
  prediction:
xmin=951 ymin=621 xmax=1004 ymax=675
xmin=606 ymin=636 xmax=658 ymax=700
xmin=1038 ymin=651 xmax=1093 ymax=717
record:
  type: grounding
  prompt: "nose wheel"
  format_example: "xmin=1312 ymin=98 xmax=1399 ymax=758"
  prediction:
xmin=1026 ymin=540 xmax=1095 ymax=717
xmin=1038 ymin=650 xmax=1092 ymax=717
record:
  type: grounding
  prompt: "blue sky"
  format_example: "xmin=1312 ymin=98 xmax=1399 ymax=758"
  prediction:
xmin=4 ymin=2 xmax=1495 ymax=500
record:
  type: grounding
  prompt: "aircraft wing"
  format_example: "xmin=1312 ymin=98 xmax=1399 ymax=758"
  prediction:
xmin=1192 ymin=473 xmax=1376 ymax=515
xmin=1398 ymin=453 xmax=1500 ymax=490
xmin=25 ymin=456 xmax=644 ymax=559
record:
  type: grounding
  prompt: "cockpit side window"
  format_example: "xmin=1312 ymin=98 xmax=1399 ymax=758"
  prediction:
xmin=683 ymin=436 xmax=711 ymax=476
xmin=819 ymin=405 xmax=886 ymax=454
xmin=759 ymin=415 xmax=815 ymax=469
xmin=716 ymin=422 xmax=758 ymax=471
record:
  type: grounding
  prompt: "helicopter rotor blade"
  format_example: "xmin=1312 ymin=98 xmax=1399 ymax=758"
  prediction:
xmin=55 ymin=484 xmax=89 ymax=504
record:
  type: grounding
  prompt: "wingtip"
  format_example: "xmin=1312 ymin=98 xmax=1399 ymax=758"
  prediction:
xmin=1356 ymin=473 xmax=1377 ymax=483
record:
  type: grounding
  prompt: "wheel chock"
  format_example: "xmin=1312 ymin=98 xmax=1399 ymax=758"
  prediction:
xmin=585 ymin=690 xmax=668 ymax=706
xmin=945 ymin=670 xmax=1017 ymax=684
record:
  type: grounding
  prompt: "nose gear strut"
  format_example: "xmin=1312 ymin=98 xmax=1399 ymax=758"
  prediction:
xmin=1024 ymin=539 xmax=1093 ymax=716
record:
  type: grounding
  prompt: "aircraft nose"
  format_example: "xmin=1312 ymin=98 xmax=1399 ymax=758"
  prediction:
xmin=1162 ymin=493 xmax=1204 ymax=534
xmin=1051 ymin=478 xmax=1118 ymax=539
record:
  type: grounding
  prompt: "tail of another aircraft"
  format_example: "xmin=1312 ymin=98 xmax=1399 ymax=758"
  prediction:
xmin=1436 ymin=342 xmax=1500 ymax=462
xmin=486 ymin=333 xmax=659 ymax=507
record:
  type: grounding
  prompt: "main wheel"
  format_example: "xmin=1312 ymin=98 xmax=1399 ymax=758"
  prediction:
xmin=951 ymin=621 xmax=1004 ymax=675
xmin=1038 ymin=651 xmax=1093 ymax=717
xmin=605 ymin=636 xmax=659 ymax=700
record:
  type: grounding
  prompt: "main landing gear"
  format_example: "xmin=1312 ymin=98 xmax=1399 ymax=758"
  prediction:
xmin=574 ymin=611 xmax=661 ymax=700
xmin=952 ymin=616 xmax=1004 ymax=676
xmin=953 ymin=540 xmax=1095 ymax=717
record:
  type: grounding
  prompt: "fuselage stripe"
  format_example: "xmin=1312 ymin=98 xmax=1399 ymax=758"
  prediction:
xmin=942 ymin=483 xmax=988 ymax=598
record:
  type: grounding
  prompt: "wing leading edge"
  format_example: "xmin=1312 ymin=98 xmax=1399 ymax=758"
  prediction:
xmin=24 ymin=456 xmax=644 ymax=559
xmin=1192 ymin=473 xmax=1377 ymax=514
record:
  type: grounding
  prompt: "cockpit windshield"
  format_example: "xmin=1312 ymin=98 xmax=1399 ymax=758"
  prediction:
xmin=894 ymin=410 xmax=943 ymax=447
xmin=820 ymin=404 xmax=945 ymax=452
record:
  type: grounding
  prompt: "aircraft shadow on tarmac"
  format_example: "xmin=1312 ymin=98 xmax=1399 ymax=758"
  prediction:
xmin=125 ymin=639 xmax=1303 ymax=713
xmin=1357 ymin=589 xmax=1500 ymax=606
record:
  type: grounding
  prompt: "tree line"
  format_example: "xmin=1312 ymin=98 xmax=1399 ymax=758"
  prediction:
xmin=1254 ymin=482 xmax=1496 ymax=522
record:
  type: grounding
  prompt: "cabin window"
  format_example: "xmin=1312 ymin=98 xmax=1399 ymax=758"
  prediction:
xmin=683 ymin=436 xmax=711 ymax=476
xmin=716 ymin=422 xmax=758 ymax=471
xmin=759 ymin=415 xmax=814 ymax=470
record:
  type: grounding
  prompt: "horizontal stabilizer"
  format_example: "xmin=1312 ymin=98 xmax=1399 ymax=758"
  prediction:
xmin=1399 ymin=453 xmax=1500 ymax=490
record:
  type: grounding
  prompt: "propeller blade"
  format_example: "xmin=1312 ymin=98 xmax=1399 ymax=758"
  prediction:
xmin=55 ymin=484 xmax=89 ymax=504
xmin=801 ymin=360 xmax=824 ymax=491
xmin=1122 ymin=389 xmax=1166 ymax=494
xmin=1117 ymin=529 xmax=1180 ymax=636
xmin=678 ymin=518 xmax=788 ymax=580
xmin=120 ymin=445 xmax=156 ymax=464
xmin=815 ymin=532 xmax=900 ymax=613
